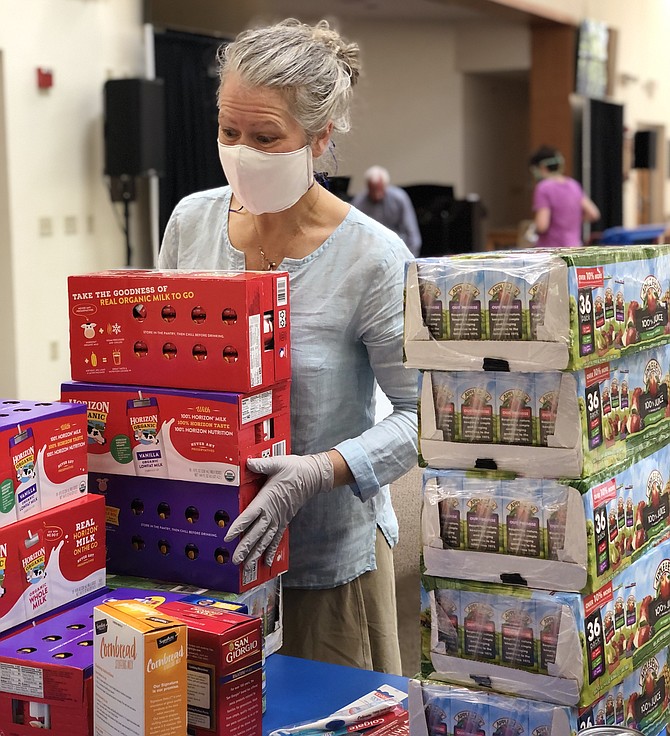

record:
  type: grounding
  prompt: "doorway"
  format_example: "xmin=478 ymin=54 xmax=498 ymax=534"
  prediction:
xmin=463 ymin=70 xmax=530 ymax=249
xmin=635 ymin=123 xmax=666 ymax=225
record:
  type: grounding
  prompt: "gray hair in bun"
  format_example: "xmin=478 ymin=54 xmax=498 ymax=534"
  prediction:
xmin=218 ymin=18 xmax=361 ymax=138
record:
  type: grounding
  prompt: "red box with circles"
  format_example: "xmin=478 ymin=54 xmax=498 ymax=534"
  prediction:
xmin=68 ymin=270 xmax=291 ymax=393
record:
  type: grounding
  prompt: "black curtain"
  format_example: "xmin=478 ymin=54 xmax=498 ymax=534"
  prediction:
xmin=573 ymin=96 xmax=624 ymax=232
xmin=154 ymin=29 xmax=229 ymax=241
xmin=589 ymin=98 xmax=624 ymax=231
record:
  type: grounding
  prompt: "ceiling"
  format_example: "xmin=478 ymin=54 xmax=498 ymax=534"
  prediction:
xmin=273 ymin=0 xmax=492 ymax=23
xmin=272 ymin=0 xmax=574 ymax=25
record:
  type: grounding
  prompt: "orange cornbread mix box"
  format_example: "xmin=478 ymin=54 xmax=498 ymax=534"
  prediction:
xmin=93 ymin=599 xmax=187 ymax=736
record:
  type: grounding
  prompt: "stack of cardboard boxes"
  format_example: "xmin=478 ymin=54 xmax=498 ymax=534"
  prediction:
xmin=0 ymin=269 xmax=290 ymax=736
xmin=403 ymin=245 xmax=670 ymax=736
xmin=0 ymin=401 xmax=107 ymax=733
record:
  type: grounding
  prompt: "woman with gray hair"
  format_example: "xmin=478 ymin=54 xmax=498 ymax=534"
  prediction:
xmin=158 ymin=18 xmax=418 ymax=675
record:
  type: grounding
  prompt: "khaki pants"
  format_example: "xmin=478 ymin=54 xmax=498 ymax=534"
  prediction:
xmin=279 ymin=529 xmax=402 ymax=675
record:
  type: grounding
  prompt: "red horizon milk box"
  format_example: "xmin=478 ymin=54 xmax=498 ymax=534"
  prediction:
xmin=0 ymin=494 xmax=106 ymax=636
xmin=68 ymin=269 xmax=291 ymax=393
xmin=0 ymin=399 xmax=88 ymax=528
xmin=0 ymin=595 xmax=101 ymax=736
xmin=158 ymin=600 xmax=263 ymax=736
xmin=90 ymin=471 xmax=288 ymax=594
xmin=0 ymin=585 xmax=202 ymax=736
xmin=60 ymin=380 xmax=291 ymax=485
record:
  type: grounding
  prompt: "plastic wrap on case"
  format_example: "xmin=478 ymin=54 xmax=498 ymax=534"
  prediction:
xmin=404 ymin=245 xmax=670 ymax=373
xmin=419 ymin=370 xmax=582 ymax=478
xmin=408 ymin=678 xmax=577 ymax=736
xmin=422 ymin=532 xmax=670 ymax=707
xmin=420 ymin=576 xmax=583 ymax=706
xmin=421 ymin=470 xmax=588 ymax=592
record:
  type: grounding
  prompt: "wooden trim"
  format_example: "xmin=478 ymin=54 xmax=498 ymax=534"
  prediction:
xmin=530 ymin=24 xmax=577 ymax=176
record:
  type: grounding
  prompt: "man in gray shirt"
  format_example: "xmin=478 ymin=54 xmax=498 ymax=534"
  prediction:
xmin=352 ymin=166 xmax=422 ymax=257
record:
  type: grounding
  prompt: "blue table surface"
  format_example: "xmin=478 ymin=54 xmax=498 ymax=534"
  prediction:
xmin=263 ymin=654 xmax=410 ymax=735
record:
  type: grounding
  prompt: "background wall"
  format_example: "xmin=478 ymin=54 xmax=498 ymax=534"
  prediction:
xmin=0 ymin=0 xmax=146 ymax=399
xmin=1 ymin=0 xmax=670 ymax=401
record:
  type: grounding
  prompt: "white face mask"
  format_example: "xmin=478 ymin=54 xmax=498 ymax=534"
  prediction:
xmin=217 ymin=141 xmax=314 ymax=215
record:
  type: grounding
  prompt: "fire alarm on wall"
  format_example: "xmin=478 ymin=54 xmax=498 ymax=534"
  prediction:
xmin=37 ymin=68 xmax=53 ymax=90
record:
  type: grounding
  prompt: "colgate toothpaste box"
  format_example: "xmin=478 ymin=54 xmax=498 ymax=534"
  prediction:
xmin=158 ymin=600 xmax=263 ymax=736
xmin=0 ymin=494 xmax=106 ymax=635
xmin=405 ymin=244 xmax=670 ymax=372
xmin=0 ymin=399 xmax=88 ymax=527
xmin=68 ymin=269 xmax=291 ymax=393
xmin=60 ymin=380 xmax=290 ymax=485
xmin=92 ymin=472 xmax=288 ymax=593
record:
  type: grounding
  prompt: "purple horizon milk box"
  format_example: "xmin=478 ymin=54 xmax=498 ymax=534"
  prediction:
xmin=90 ymin=472 xmax=288 ymax=593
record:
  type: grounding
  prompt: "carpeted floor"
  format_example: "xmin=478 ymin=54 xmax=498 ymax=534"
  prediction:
xmin=390 ymin=464 xmax=423 ymax=677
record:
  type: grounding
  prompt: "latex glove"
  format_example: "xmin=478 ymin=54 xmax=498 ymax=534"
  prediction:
xmin=224 ymin=452 xmax=335 ymax=570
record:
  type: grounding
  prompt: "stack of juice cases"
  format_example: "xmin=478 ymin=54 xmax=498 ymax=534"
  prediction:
xmin=404 ymin=245 xmax=670 ymax=736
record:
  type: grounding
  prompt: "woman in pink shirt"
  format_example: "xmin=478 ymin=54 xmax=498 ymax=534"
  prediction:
xmin=529 ymin=145 xmax=601 ymax=247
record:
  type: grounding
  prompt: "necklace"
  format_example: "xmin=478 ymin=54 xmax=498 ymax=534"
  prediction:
xmin=258 ymin=246 xmax=278 ymax=271
xmin=252 ymin=185 xmax=321 ymax=271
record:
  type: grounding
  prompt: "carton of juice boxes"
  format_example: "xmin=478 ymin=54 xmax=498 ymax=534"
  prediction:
xmin=0 ymin=494 xmax=105 ymax=634
xmin=68 ymin=270 xmax=290 ymax=393
xmin=410 ymin=647 xmax=670 ymax=736
xmin=91 ymin=472 xmax=288 ymax=593
xmin=419 ymin=340 xmax=670 ymax=477
xmin=576 ymin=644 xmax=670 ymax=736
xmin=422 ymin=441 xmax=670 ymax=594
xmin=420 ymin=470 xmax=589 ymax=592
xmin=421 ymin=532 xmax=670 ymax=707
xmin=0 ymin=399 xmax=88 ymax=527
xmin=408 ymin=678 xmax=578 ymax=736
xmin=404 ymin=245 xmax=670 ymax=372
xmin=60 ymin=380 xmax=290 ymax=484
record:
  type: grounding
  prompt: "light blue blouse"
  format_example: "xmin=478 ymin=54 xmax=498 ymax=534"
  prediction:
xmin=158 ymin=186 xmax=418 ymax=588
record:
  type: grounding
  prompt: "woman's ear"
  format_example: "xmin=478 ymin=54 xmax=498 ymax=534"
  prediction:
xmin=311 ymin=122 xmax=334 ymax=159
